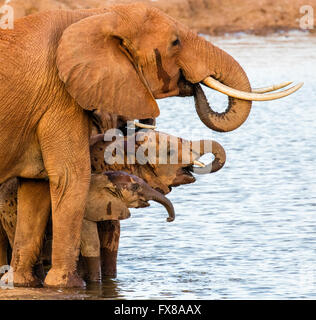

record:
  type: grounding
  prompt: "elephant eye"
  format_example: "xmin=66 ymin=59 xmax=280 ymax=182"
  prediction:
xmin=171 ymin=38 xmax=180 ymax=47
xmin=131 ymin=183 xmax=140 ymax=192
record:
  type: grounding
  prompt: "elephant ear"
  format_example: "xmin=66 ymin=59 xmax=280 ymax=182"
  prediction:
xmin=109 ymin=200 xmax=131 ymax=221
xmin=56 ymin=11 xmax=159 ymax=120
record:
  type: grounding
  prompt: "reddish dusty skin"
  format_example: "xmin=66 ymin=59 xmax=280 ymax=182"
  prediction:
xmin=0 ymin=179 xmax=52 ymax=287
xmin=12 ymin=179 xmax=51 ymax=288
xmin=98 ymin=221 xmax=121 ymax=279
xmin=90 ymin=130 xmax=226 ymax=194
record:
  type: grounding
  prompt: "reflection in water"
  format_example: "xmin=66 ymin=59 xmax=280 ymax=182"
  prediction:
xmin=85 ymin=279 xmax=123 ymax=300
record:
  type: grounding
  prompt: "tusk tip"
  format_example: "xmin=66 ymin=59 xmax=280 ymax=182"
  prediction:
xmin=134 ymin=121 xmax=157 ymax=130
xmin=252 ymin=81 xmax=294 ymax=93
xmin=203 ymin=76 xmax=304 ymax=101
xmin=193 ymin=160 xmax=206 ymax=168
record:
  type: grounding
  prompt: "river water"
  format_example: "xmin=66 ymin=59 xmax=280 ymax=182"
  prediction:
xmin=2 ymin=33 xmax=316 ymax=300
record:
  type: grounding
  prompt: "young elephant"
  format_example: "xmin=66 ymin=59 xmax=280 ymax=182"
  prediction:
xmin=81 ymin=171 xmax=175 ymax=281
xmin=91 ymin=130 xmax=226 ymax=194
xmin=0 ymin=172 xmax=175 ymax=282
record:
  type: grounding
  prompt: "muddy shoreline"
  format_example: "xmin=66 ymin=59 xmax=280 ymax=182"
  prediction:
xmin=6 ymin=0 xmax=316 ymax=36
xmin=0 ymin=287 xmax=89 ymax=300
xmin=0 ymin=279 xmax=122 ymax=300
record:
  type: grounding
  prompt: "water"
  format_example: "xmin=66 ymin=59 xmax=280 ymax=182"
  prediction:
xmin=4 ymin=33 xmax=316 ymax=300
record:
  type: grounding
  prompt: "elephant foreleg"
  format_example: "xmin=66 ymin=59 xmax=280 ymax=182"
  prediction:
xmin=11 ymin=179 xmax=51 ymax=287
xmin=37 ymin=111 xmax=91 ymax=288
xmin=80 ymin=219 xmax=101 ymax=282
xmin=98 ymin=220 xmax=120 ymax=279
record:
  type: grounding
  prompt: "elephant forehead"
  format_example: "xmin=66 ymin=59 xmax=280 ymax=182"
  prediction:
xmin=105 ymin=171 xmax=133 ymax=184
xmin=134 ymin=14 xmax=178 ymax=49
xmin=136 ymin=131 xmax=186 ymax=147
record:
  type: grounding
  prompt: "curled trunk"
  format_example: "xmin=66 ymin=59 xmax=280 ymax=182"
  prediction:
xmin=192 ymin=140 xmax=226 ymax=174
xmin=150 ymin=189 xmax=175 ymax=222
xmin=179 ymin=32 xmax=252 ymax=132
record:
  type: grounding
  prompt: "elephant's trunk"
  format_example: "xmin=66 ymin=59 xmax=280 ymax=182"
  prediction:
xmin=179 ymin=32 xmax=252 ymax=132
xmin=149 ymin=189 xmax=175 ymax=222
xmin=192 ymin=140 xmax=226 ymax=174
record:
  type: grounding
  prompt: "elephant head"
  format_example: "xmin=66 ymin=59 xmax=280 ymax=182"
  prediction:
xmin=86 ymin=171 xmax=175 ymax=223
xmin=81 ymin=170 xmax=175 ymax=282
xmin=90 ymin=130 xmax=226 ymax=195
xmin=57 ymin=3 xmax=301 ymax=132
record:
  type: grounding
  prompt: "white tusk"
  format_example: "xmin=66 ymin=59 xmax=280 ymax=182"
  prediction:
xmin=203 ymin=77 xmax=304 ymax=101
xmin=252 ymin=81 xmax=293 ymax=93
xmin=193 ymin=160 xmax=206 ymax=168
xmin=134 ymin=121 xmax=157 ymax=130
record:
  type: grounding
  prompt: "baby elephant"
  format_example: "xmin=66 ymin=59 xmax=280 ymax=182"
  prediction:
xmin=80 ymin=171 xmax=175 ymax=281
xmin=0 ymin=171 xmax=175 ymax=282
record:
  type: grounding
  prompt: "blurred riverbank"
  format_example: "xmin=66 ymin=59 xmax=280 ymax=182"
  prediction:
xmin=5 ymin=0 xmax=316 ymax=36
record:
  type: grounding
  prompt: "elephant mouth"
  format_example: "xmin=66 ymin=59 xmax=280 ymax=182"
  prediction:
xmin=183 ymin=165 xmax=196 ymax=177
xmin=168 ymin=153 xmax=217 ymax=191
xmin=135 ymin=200 xmax=150 ymax=208
xmin=169 ymin=166 xmax=196 ymax=190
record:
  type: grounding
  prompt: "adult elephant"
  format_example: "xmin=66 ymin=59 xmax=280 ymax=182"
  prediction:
xmin=0 ymin=3 xmax=300 ymax=288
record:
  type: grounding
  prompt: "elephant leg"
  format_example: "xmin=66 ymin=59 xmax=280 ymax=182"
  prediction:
xmin=98 ymin=221 xmax=120 ymax=279
xmin=11 ymin=179 xmax=51 ymax=287
xmin=0 ymin=222 xmax=8 ymax=270
xmin=37 ymin=111 xmax=91 ymax=288
xmin=80 ymin=219 xmax=101 ymax=282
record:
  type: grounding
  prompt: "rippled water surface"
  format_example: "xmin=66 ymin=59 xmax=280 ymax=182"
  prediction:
xmin=5 ymin=33 xmax=316 ymax=300
xmin=89 ymin=33 xmax=316 ymax=300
